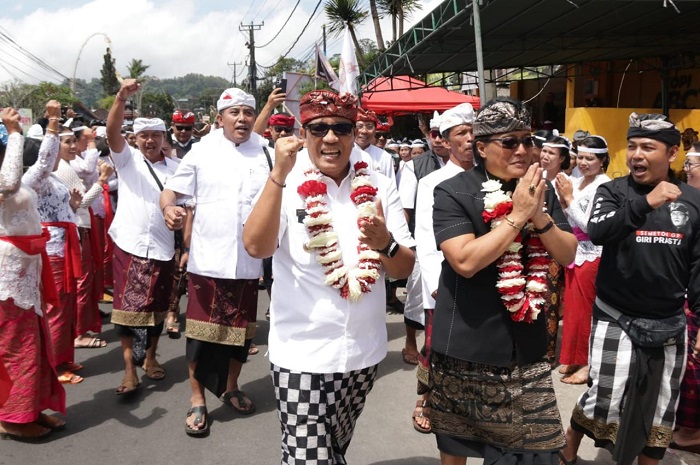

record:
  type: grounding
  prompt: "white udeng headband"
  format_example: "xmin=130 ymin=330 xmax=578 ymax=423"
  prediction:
xmin=542 ymin=142 xmax=570 ymax=150
xmin=577 ymin=146 xmax=608 ymax=154
xmin=686 ymin=151 xmax=700 ymax=157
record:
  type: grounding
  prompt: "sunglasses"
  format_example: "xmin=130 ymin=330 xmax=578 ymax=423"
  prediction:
xmin=305 ymin=122 xmax=354 ymax=138
xmin=430 ymin=130 xmax=442 ymax=139
xmin=272 ymin=126 xmax=294 ymax=133
xmin=376 ymin=132 xmax=388 ymax=138
xmin=486 ymin=136 xmax=536 ymax=150
xmin=175 ymin=125 xmax=193 ymax=131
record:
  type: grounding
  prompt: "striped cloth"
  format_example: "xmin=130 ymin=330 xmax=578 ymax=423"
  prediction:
xmin=571 ymin=315 xmax=686 ymax=460
xmin=676 ymin=307 xmax=700 ymax=429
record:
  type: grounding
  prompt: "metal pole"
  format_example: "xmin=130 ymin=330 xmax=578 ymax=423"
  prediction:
xmin=240 ymin=22 xmax=263 ymax=100
xmin=472 ymin=0 xmax=486 ymax=105
xmin=323 ymin=25 xmax=327 ymax=55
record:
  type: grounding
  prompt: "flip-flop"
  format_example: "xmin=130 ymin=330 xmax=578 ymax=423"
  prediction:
xmin=165 ymin=320 xmax=181 ymax=339
xmin=412 ymin=399 xmax=431 ymax=434
xmin=58 ymin=371 xmax=83 ymax=384
xmin=669 ymin=441 xmax=700 ymax=454
xmin=115 ymin=377 xmax=140 ymax=395
xmin=142 ymin=363 xmax=166 ymax=380
xmin=220 ymin=390 xmax=256 ymax=415
xmin=248 ymin=344 xmax=259 ymax=356
xmin=0 ymin=422 xmax=51 ymax=442
xmin=35 ymin=414 xmax=66 ymax=432
xmin=74 ymin=336 xmax=107 ymax=349
xmin=402 ymin=348 xmax=419 ymax=365
xmin=185 ymin=406 xmax=209 ymax=437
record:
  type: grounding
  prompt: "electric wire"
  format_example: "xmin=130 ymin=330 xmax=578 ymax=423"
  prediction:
xmin=255 ymin=0 xmax=302 ymax=48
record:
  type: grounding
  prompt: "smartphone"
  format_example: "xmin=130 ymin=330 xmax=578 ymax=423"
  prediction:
xmin=276 ymin=78 xmax=287 ymax=94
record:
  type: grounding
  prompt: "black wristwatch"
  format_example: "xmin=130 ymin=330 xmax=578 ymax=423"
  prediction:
xmin=377 ymin=232 xmax=400 ymax=258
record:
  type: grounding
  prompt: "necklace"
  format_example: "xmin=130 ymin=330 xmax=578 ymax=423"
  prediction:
xmin=297 ymin=161 xmax=382 ymax=301
xmin=481 ymin=177 xmax=551 ymax=323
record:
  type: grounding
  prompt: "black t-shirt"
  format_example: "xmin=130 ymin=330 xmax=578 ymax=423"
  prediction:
xmin=431 ymin=164 xmax=572 ymax=367
xmin=589 ymin=175 xmax=700 ymax=318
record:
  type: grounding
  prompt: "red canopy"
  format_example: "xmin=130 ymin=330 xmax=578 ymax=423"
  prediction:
xmin=360 ymin=75 xmax=480 ymax=116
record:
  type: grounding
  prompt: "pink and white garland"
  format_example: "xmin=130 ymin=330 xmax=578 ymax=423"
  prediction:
xmin=297 ymin=161 xmax=382 ymax=301
xmin=481 ymin=179 xmax=551 ymax=323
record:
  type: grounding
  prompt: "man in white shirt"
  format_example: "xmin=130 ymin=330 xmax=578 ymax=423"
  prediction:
xmin=106 ymin=79 xmax=179 ymax=396
xmin=243 ymin=90 xmax=415 ymax=464
xmin=160 ymin=88 xmax=270 ymax=437
xmin=411 ymin=102 xmax=475 ymax=435
xmin=354 ymin=108 xmax=396 ymax=183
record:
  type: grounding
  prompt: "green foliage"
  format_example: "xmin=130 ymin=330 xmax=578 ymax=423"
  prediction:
xmin=141 ymin=92 xmax=175 ymax=122
xmin=324 ymin=0 xmax=368 ymax=35
xmin=96 ymin=95 xmax=115 ymax=110
xmin=0 ymin=81 xmax=78 ymax=119
xmin=127 ymin=59 xmax=150 ymax=80
xmin=100 ymin=48 xmax=120 ymax=97
xmin=297 ymin=80 xmax=334 ymax=96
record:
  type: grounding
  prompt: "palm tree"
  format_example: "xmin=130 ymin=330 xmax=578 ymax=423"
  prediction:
xmin=369 ymin=0 xmax=386 ymax=52
xmin=127 ymin=59 xmax=150 ymax=80
xmin=377 ymin=0 xmax=422 ymax=43
xmin=324 ymin=0 xmax=369 ymax=67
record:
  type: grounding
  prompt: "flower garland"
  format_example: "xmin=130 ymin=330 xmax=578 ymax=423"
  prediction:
xmin=481 ymin=179 xmax=551 ymax=323
xmin=297 ymin=161 xmax=382 ymax=302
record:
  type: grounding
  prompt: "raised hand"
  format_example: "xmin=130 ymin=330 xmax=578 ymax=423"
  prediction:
xmin=1 ymin=107 xmax=21 ymax=134
xmin=272 ymin=135 xmax=304 ymax=181
xmin=510 ymin=163 xmax=546 ymax=225
xmin=117 ymin=78 xmax=141 ymax=100
xmin=646 ymin=181 xmax=682 ymax=209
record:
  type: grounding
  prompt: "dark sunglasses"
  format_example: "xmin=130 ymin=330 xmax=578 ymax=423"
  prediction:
xmin=272 ymin=126 xmax=294 ymax=133
xmin=175 ymin=125 xmax=193 ymax=131
xmin=430 ymin=129 xmax=442 ymax=139
xmin=486 ymin=136 xmax=536 ymax=150
xmin=304 ymin=122 xmax=354 ymax=138
xmin=376 ymin=132 xmax=388 ymax=138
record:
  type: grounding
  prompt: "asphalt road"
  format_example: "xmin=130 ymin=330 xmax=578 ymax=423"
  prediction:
xmin=3 ymin=291 xmax=700 ymax=465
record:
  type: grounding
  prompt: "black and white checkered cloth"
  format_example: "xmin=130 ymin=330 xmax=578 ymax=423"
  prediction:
xmin=572 ymin=316 xmax=686 ymax=451
xmin=271 ymin=363 xmax=378 ymax=465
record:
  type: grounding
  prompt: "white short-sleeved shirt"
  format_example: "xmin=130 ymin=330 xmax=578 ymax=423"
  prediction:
xmin=357 ymin=143 xmax=396 ymax=183
xmin=269 ymin=150 xmax=414 ymax=374
xmin=165 ymin=131 xmax=270 ymax=279
xmin=108 ymin=144 xmax=179 ymax=261
xmin=415 ymin=161 xmax=465 ymax=309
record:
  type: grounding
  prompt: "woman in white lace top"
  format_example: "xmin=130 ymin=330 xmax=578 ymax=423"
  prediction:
xmin=555 ymin=136 xmax=611 ymax=384
xmin=23 ymin=113 xmax=83 ymax=386
xmin=0 ymin=103 xmax=66 ymax=441
xmin=54 ymin=127 xmax=113 ymax=350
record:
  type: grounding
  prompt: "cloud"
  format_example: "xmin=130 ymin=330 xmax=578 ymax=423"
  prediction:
xmin=0 ymin=0 xmax=444 ymax=84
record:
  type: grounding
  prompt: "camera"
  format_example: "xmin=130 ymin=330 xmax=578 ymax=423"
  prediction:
xmin=274 ymin=75 xmax=287 ymax=94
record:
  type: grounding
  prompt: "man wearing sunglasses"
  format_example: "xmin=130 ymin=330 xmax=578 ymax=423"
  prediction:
xmin=266 ymin=113 xmax=296 ymax=145
xmin=244 ymin=90 xmax=415 ymax=464
xmin=355 ymin=108 xmax=396 ymax=182
xmin=170 ymin=110 xmax=199 ymax=159
xmin=375 ymin=122 xmax=390 ymax=149
xmin=161 ymin=88 xmax=271 ymax=436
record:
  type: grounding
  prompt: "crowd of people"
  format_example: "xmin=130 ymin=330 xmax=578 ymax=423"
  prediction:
xmin=0 ymin=80 xmax=699 ymax=465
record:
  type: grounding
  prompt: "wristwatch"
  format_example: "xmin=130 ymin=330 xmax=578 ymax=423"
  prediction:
xmin=377 ymin=232 xmax=400 ymax=258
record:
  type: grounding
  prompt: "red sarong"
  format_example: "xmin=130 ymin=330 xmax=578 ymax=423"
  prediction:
xmin=0 ymin=299 xmax=66 ymax=422
xmin=0 ymin=230 xmax=59 ymax=307
xmin=0 ymin=358 xmax=11 ymax=408
xmin=560 ymin=259 xmax=600 ymax=366
xmin=42 ymin=221 xmax=82 ymax=293
xmin=45 ymin=256 xmax=76 ymax=367
xmin=75 ymin=228 xmax=100 ymax=335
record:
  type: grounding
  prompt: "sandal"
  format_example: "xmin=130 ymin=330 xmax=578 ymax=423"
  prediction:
xmin=35 ymin=413 xmax=66 ymax=432
xmin=412 ymin=399 xmax=431 ymax=434
xmin=220 ymin=390 xmax=256 ymax=415
xmin=248 ymin=344 xmax=259 ymax=356
xmin=558 ymin=450 xmax=577 ymax=465
xmin=402 ymin=348 xmax=419 ymax=366
xmin=185 ymin=406 xmax=209 ymax=436
xmin=165 ymin=319 xmax=181 ymax=339
xmin=142 ymin=362 xmax=166 ymax=381
xmin=74 ymin=336 xmax=107 ymax=349
xmin=115 ymin=376 xmax=140 ymax=395
xmin=0 ymin=421 xmax=51 ymax=442
xmin=58 ymin=371 xmax=83 ymax=384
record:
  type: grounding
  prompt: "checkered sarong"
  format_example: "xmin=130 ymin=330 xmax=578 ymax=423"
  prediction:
xmin=572 ymin=315 xmax=686 ymax=457
xmin=271 ymin=363 xmax=378 ymax=465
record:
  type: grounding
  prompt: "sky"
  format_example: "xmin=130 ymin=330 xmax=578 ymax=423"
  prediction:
xmin=0 ymin=0 xmax=441 ymax=86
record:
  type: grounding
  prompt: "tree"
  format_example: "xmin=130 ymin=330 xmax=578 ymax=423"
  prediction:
xmin=127 ymin=59 xmax=150 ymax=80
xmin=324 ymin=0 xmax=369 ymax=68
xmin=358 ymin=39 xmax=379 ymax=65
xmin=100 ymin=48 xmax=120 ymax=97
xmin=369 ymin=0 xmax=386 ymax=52
xmin=141 ymin=91 xmax=175 ymax=122
xmin=377 ymin=0 xmax=422 ymax=42
xmin=0 ymin=81 xmax=78 ymax=120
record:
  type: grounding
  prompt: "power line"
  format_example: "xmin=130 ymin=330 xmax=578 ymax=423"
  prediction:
xmin=255 ymin=0 xmax=302 ymax=48
xmin=0 ymin=26 xmax=69 ymax=81
xmin=260 ymin=0 xmax=323 ymax=67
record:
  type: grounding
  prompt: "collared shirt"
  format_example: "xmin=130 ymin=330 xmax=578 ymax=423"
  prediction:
xmin=269 ymin=150 xmax=414 ymax=374
xmin=165 ymin=131 xmax=270 ymax=279
xmin=415 ymin=161 xmax=465 ymax=309
xmin=356 ymin=143 xmax=396 ymax=183
xmin=108 ymin=145 xmax=178 ymax=261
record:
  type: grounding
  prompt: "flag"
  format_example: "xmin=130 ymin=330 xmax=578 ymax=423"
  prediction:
xmin=315 ymin=43 xmax=339 ymax=90
xmin=338 ymin=26 xmax=359 ymax=96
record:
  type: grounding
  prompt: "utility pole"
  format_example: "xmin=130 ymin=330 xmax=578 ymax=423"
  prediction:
xmin=240 ymin=22 xmax=264 ymax=99
xmin=227 ymin=61 xmax=243 ymax=87
xmin=323 ymin=24 xmax=327 ymax=55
